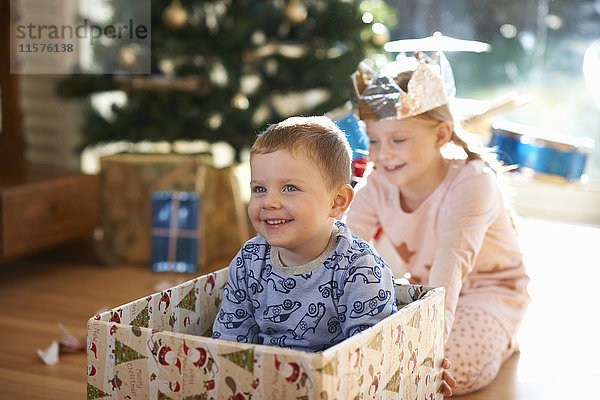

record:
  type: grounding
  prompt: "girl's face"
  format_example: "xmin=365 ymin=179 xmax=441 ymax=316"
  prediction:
xmin=248 ymin=149 xmax=340 ymax=266
xmin=366 ymin=117 xmax=446 ymax=193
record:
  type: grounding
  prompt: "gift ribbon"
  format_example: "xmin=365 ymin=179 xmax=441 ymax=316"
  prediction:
xmin=152 ymin=193 xmax=198 ymax=266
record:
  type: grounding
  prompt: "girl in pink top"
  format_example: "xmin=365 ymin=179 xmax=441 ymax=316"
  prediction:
xmin=346 ymin=54 xmax=530 ymax=395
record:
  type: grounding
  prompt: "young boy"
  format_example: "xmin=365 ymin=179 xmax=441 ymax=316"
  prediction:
xmin=212 ymin=116 xmax=397 ymax=352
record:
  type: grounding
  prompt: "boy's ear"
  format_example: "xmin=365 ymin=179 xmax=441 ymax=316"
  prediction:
xmin=435 ymin=121 xmax=453 ymax=147
xmin=330 ymin=184 xmax=354 ymax=217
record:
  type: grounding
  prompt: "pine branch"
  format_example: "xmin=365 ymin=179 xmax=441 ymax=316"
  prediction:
xmin=114 ymin=74 xmax=211 ymax=95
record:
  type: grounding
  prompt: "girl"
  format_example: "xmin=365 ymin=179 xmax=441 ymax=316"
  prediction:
xmin=346 ymin=55 xmax=530 ymax=395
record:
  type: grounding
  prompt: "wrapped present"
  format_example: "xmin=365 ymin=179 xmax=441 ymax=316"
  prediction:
xmin=87 ymin=267 xmax=445 ymax=399
xmin=100 ymin=153 xmax=250 ymax=270
xmin=327 ymin=103 xmax=369 ymax=161
xmin=328 ymin=104 xmax=371 ymax=182
xmin=151 ymin=191 xmax=200 ymax=273
xmin=334 ymin=110 xmax=369 ymax=161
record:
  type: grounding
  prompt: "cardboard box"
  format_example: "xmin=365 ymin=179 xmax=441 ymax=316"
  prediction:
xmin=100 ymin=153 xmax=250 ymax=270
xmin=86 ymin=268 xmax=445 ymax=399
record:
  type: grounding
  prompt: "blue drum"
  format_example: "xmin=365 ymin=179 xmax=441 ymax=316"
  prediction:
xmin=489 ymin=121 xmax=595 ymax=181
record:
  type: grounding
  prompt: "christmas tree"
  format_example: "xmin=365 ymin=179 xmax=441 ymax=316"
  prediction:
xmin=87 ymin=383 xmax=111 ymax=399
xmin=383 ymin=365 xmax=402 ymax=393
xmin=420 ymin=347 xmax=434 ymax=368
xmin=130 ymin=304 xmax=151 ymax=327
xmin=316 ymin=357 xmax=338 ymax=375
xmin=57 ymin=0 xmax=396 ymax=160
xmin=367 ymin=331 xmax=382 ymax=351
xmin=176 ymin=288 xmax=197 ymax=312
xmin=183 ymin=394 xmax=209 ymax=400
xmin=407 ymin=307 xmax=420 ymax=329
xmin=219 ymin=348 xmax=256 ymax=373
xmin=113 ymin=339 xmax=147 ymax=365
xmin=158 ymin=390 xmax=175 ymax=400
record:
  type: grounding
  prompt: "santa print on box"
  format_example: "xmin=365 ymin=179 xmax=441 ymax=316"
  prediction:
xmin=151 ymin=191 xmax=200 ymax=273
xmin=86 ymin=268 xmax=444 ymax=399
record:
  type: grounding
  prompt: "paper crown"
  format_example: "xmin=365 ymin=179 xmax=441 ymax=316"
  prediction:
xmin=350 ymin=53 xmax=454 ymax=121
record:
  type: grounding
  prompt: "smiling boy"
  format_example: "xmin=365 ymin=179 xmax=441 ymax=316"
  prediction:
xmin=212 ymin=116 xmax=397 ymax=352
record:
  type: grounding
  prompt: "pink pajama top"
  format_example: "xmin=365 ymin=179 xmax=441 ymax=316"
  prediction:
xmin=346 ymin=159 xmax=530 ymax=346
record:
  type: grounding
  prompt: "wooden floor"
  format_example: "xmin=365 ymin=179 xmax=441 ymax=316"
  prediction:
xmin=1 ymin=217 xmax=599 ymax=399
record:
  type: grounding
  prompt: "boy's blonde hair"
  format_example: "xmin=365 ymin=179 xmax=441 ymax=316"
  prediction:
xmin=251 ymin=116 xmax=352 ymax=189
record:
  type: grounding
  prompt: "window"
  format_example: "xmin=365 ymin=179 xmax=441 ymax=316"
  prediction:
xmin=388 ymin=0 xmax=600 ymax=180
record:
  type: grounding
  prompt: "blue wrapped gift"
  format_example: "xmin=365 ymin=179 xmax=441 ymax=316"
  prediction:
xmin=150 ymin=191 xmax=200 ymax=273
xmin=334 ymin=110 xmax=369 ymax=161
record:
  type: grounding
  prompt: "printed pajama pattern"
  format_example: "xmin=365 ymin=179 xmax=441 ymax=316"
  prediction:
xmin=444 ymin=305 xmax=513 ymax=395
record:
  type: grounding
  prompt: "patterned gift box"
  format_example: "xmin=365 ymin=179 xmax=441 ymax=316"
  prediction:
xmin=151 ymin=191 xmax=200 ymax=273
xmin=86 ymin=267 xmax=445 ymax=400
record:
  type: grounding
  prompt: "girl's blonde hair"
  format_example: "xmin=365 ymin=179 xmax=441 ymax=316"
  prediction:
xmin=394 ymin=71 xmax=498 ymax=170
xmin=251 ymin=116 xmax=352 ymax=189
xmin=392 ymin=70 xmax=520 ymax=230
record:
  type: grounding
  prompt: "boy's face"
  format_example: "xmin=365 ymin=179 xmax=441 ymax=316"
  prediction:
xmin=248 ymin=149 xmax=339 ymax=266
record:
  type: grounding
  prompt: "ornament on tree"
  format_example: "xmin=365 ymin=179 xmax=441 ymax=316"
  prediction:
xmin=231 ymin=92 xmax=249 ymax=110
xmin=251 ymin=30 xmax=267 ymax=46
xmin=116 ymin=44 xmax=148 ymax=73
xmin=284 ymin=0 xmax=308 ymax=26
xmin=163 ymin=0 xmax=188 ymax=30
xmin=371 ymin=22 xmax=390 ymax=47
xmin=240 ymin=71 xmax=262 ymax=95
xmin=159 ymin=58 xmax=176 ymax=75
xmin=264 ymin=58 xmax=278 ymax=77
xmin=118 ymin=45 xmax=138 ymax=70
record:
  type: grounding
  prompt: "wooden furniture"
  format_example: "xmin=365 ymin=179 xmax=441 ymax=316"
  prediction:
xmin=0 ymin=3 xmax=99 ymax=263
xmin=1 ymin=0 xmax=26 ymax=174
xmin=0 ymin=166 xmax=100 ymax=262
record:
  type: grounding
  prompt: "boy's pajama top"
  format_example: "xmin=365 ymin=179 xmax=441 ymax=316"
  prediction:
xmin=212 ymin=221 xmax=397 ymax=352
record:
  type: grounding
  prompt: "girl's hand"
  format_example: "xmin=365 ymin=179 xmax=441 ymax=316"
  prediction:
xmin=439 ymin=357 xmax=457 ymax=396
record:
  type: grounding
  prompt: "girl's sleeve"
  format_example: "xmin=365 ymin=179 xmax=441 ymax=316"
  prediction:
xmin=338 ymin=250 xmax=397 ymax=337
xmin=212 ymin=249 xmax=260 ymax=344
xmin=345 ymin=179 xmax=381 ymax=242
xmin=428 ymin=167 xmax=501 ymax=342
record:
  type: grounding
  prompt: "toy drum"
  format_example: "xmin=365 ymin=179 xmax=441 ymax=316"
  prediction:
xmin=489 ymin=120 xmax=595 ymax=181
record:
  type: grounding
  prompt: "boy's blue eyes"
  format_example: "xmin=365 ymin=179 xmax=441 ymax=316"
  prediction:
xmin=252 ymin=185 xmax=298 ymax=193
